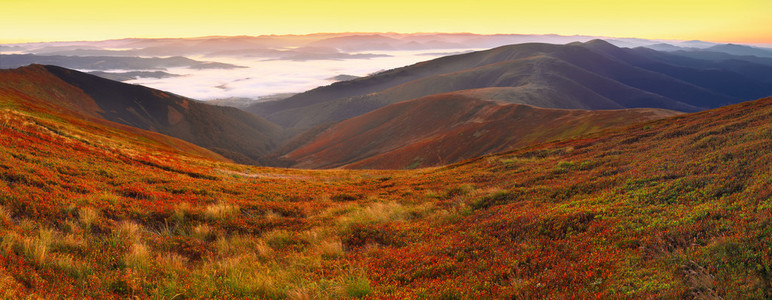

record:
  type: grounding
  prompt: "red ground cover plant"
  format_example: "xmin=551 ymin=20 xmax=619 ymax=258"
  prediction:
xmin=0 ymin=91 xmax=771 ymax=298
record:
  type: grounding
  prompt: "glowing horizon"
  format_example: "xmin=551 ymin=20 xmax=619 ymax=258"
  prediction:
xmin=1 ymin=0 xmax=770 ymax=45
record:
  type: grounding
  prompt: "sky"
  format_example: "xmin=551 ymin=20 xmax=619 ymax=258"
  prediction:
xmin=1 ymin=0 xmax=770 ymax=44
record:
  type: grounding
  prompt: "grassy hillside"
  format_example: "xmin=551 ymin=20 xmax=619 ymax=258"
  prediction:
xmin=0 ymin=82 xmax=770 ymax=299
xmin=0 ymin=67 xmax=226 ymax=162
xmin=281 ymin=93 xmax=680 ymax=169
xmin=0 ymin=65 xmax=283 ymax=165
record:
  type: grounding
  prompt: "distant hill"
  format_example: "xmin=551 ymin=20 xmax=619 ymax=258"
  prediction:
xmin=705 ymin=44 xmax=772 ymax=58
xmin=206 ymin=93 xmax=295 ymax=109
xmin=246 ymin=40 xmax=770 ymax=130
xmin=87 ymin=71 xmax=180 ymax=82
xmin=0 ymin=54 xmax=244 ymax=70
xmin=0 ymin=65 xmax=283 ymax=164
xmin=278 ymin=93 xmax=680 ymax=169
xmin=307 ymin=34 xmax=401 ymax=51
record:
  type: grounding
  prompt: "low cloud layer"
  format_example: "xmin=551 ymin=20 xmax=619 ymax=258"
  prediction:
xmin=128 ymin=50 xmax=479 ymax=100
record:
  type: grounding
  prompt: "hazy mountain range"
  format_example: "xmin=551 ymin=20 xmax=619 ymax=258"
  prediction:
xmin=3 ymin=33 xmax=771 ymax=100
xmin=248 ymin=40 xmax=772 ymax=130
xmin=0 ymin=54 xmax=244 ymax=70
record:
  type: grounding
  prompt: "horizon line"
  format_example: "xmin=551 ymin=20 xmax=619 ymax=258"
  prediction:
xmin=3 ymin=32 xmax=771 ymax=47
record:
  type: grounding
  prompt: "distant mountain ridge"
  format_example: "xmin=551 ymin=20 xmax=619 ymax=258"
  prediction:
xmin=246 ymin=40 xmax=772 ymax=130
xmin=0 ymin=54 xmax=244 ymax=70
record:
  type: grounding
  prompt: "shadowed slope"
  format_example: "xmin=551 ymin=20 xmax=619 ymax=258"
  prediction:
xmin=582 ymin=40 xmax=772 ymax=101
xmin=269 ymin=55 xmax=697 ymax=129
xmin=281 ymin=93 xmax=680 ymax=169
xmin=0 ymin=67 xmax=226 ymax=162
xmin=1 ymin=65 xmax=283 ymax=164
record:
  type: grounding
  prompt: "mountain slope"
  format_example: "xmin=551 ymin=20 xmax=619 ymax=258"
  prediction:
xmin=0 ymin=75 xmax=226 ymax=163
xmin=246 ymin=40 xmax=763 ymax=130
xmin=268 ymin=54 xmax=697 ymax=129
xmin=280 ymin=93 xmax=680 ymax=169
xmin=582 ymin=40 xmax=772 ymax=101
xmin=0 ymin=82 xmax=770 ymax=298
xmin=0 ymin=65 xmax=283 ymax=164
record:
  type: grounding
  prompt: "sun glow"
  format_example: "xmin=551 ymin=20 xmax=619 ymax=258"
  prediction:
xmin=1 ymin=0 xmax=770 ymax=44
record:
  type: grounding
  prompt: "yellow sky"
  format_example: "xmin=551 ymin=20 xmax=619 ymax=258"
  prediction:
xmin=1 ymin=0 xmax=770 ymax=44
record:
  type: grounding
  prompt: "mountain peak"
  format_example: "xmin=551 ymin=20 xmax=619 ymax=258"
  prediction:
xmin=582 ymin=39 xmax=619 ymax=49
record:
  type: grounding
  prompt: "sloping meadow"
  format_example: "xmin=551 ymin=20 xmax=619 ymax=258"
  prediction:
xmin=0 ymin=97 xmax=771 ymax=298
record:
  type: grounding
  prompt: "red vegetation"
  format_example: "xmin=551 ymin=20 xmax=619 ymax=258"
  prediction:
xmin=284 ymin=93 xmax=679 ymax=169
xmin=0 ymin=65 xmax=770 ymax=298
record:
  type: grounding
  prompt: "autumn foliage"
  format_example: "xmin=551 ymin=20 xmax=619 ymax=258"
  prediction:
xmin=0 ymin=75 xmax=771 ymax=298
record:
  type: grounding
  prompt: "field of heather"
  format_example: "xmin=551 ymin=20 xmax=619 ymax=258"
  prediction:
xmin=1 ymin=92 xmax=770 ymax=298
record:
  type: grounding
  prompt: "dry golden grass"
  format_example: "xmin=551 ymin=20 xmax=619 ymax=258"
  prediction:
xmin=264 ymin=210 xmax=281 ymax=221
xmin=124 ymin=242 xmax=150 ymax=271
xmin=339 ymin=202 xmax=407 ymax=228
xmin=0 ymin=231 xmax=20 ymax=254
xmin=287 ymin=287 xmax=314 ymax=300
xmin=58 ymin=232 xmax=88 ymax=251
xmin=317 ymin=238 xmax=344 ymax=259
xmin=0 ymin=269 xmax=24 ymax=299
xmin=156 ymin=253 xmax=188 ymax=274
xmin=254 ymin=239 xmax=274 ymax=259
xmin=17 ymin=218 xmax=36 ymax=232
xmin=204 ymin=202 xmax=240 ymax=221
xmin=52 ymin=253 xmax=91 ymax=279
xmin=214 ymin=236 xmax=232 ymax=256
xmin=16 ymin=227 xmax=56 ymax=267
xmin=172 ymin=202 xmax=191 ymax=223
xmin=78 ymin=207 xmax=99 ymax=230
xmin=0 ymin=205 xmax=10 ymax=224
xmin=115 ymin=221 xmax=142 ymax=244
xmin=191 ymin=223 xmax=214 ymax=241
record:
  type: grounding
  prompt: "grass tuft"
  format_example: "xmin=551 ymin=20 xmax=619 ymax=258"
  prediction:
xmin=204 ymin=202 xmax=240 ymax=221
xmin=343 ymin=274 xmax=372 ymax=298
xmin=124 ymin=242 xmax=151 ymax=271
xmin=79 ymin=207 xmax=99 ymax=230
xmin=318 ymin=238 xmax=344 ymax=259
xmin=192 ymin=223 xmax=215 ymax=241
xmin=0 ymin=205 xmax=11 ymax=224
xmin=116 ymin=221 xmax=142 ymax=244
xmin=53 ymin=253 xmax=91 ymax=279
